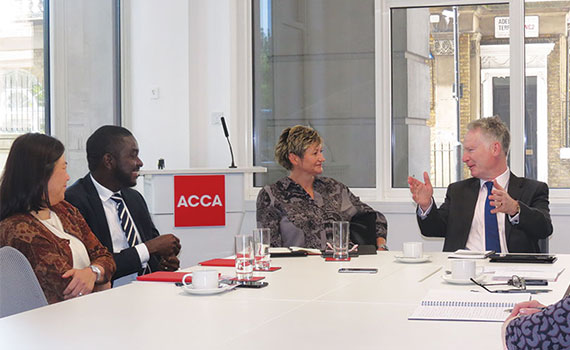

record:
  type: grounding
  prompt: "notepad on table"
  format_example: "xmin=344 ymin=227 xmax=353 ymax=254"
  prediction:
xmin=199 ymin=258 xmax=235 ymax=267
xmin=408 ymin=290 xmax=528 ymax=322
xmin=448 ymin=249 xmax=495 ymax=259
xmin=268 ymin=247 xmax=321 ymax=256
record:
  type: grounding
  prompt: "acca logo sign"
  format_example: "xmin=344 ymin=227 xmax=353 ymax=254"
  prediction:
xmin=174 ymin=175 xmax=225 ymax=227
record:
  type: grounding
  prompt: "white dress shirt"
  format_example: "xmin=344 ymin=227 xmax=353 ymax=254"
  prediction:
xmin=419 ymin=168 xmax=520 ymax=252
xmin=90 ymin=175 xmax=150 ymax=286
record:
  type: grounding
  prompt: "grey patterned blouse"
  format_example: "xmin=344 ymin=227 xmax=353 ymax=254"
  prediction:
xmin=256 ymin=176 xmax=387 ymax=249
xmin=505 ymin=296 xmax=570 ymax=349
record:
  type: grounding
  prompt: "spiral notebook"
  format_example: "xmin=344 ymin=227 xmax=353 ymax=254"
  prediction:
xmin=409 ymin=290 xmax=529 ymax=322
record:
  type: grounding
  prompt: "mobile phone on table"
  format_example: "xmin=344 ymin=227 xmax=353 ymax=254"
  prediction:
xmin=236 ymin=281 xmax=269 ymax=288
xmin=525 ymin=279 xmax=548 ymax=286
xmin=338 ymin=268 xmax=378 ymax=274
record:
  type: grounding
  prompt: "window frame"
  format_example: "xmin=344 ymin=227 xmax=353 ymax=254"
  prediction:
xmin=242 ymin=0 xmax=570 ymax=203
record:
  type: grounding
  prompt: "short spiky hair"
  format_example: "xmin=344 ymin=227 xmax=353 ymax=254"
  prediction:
xmin=467 ymin=116 xmax=510 ymax=156
xmin=274 ymin=125 xmax=322 ymax=170
xmin=86 ymin=125 xmax=133 ymax=172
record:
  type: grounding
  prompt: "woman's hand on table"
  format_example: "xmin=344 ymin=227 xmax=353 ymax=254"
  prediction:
xmin=506 ymin=300 xmax=546 ymax=321
xmin=62 ymin=267 xmax=97 ymax=299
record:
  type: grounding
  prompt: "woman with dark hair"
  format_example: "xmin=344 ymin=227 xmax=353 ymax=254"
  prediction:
xmin=256 ymin=125 xmax=388 ymax=250
xmin=0 ymin=133 xmax=115 ymax=304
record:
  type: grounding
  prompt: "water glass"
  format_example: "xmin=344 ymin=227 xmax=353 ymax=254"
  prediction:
xmin=332 ymin=221 xmax=350 ymax=259
xmin=253 ymin=228 xmax=271 ymax=270
xmin=234 ymin=234 xmax=254 ymax=280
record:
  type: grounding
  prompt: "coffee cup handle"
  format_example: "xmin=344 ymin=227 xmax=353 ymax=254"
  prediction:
xmin=182 ymin=273 xmax=192 ymax=286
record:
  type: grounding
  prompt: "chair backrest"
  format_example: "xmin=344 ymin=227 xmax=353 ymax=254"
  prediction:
xmin=349 ymin=212 xmax=377 ymax=248
xmin=0 ymin=246 xmax=48 ymax=318
xmin=538 ymin=238 xmax=549 ymax=254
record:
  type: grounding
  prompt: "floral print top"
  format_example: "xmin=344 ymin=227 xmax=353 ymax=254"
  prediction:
xmin=256 ymin=176 xmax=387 ymax=249
xmin=505 ymin=296 xmax=570 ymax=349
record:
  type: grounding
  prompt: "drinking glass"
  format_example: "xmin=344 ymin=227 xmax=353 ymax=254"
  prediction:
xmin=234 ymin=234 xmax=254 ymax=280
xmin=253 ymin=228 xmax=271 ymax=270
xmin=332 ymin=221 xmax=350 ymax=259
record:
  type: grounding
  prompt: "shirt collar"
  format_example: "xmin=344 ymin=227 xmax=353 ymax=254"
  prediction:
xmin=283 ymin=176 xmax=323 ymax=189
xmin=90 ymin=174 xmax=119 ymax=202
xmin=479 ymin=167 xmax=510 ymax=189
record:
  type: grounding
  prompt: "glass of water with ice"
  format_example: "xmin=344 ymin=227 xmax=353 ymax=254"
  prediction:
xmin=235 ymin=234 xmax=254 ymax=280
xmin=253 ymin=228 xmax=271 ymax=270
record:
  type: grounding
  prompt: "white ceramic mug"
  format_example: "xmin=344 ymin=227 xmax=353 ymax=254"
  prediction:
xmin=186 ymin=270 xmax=218 ymax=289
xmin=402 ymin=242 xmax=423 ymax=258
xmin=451 ymin=260 xmax=476 ymax=280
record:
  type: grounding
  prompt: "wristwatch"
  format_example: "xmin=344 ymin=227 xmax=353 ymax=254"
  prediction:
xmin=378 ymin=244 xmax=389 ymax=251
xmin=89 ymin=265 xmax=101 ymax=283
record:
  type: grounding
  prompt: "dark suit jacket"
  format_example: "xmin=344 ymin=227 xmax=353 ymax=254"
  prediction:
xmin=417 ymin=173 xmax=553 ymax=253
xmin=65 ymin=174 xmax=161 ymax=280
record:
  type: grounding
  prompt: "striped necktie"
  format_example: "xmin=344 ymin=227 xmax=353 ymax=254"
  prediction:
xmin=110 ymin=193 xmax=139 ymax=247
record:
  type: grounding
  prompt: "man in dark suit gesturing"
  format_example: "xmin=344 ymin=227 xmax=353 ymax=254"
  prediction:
xmin=408 ymin=116 xmax=552 ymax=253
xmin=66 ymin=126 xmax=181 ymax=286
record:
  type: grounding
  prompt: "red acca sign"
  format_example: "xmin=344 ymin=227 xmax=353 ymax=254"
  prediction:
xmin=174 ymin=175 xmax=225 ymax=227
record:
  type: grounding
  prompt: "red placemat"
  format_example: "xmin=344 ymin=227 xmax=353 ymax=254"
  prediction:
xmin=200 ymin=258 xmax=281 ymax=271
xmin=255 ymin=267 xmax=281 ymax=272
xmin=136 ymin=271 xmax=191 ymax=283
xmin=199 ymin=258 xmax=234 ymax=267
xmin=325 ymin=257 xmax=351 ymax=262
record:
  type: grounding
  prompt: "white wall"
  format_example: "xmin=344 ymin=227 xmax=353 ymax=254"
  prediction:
xmin=125 ymin=0 xmax=242 ymax=171
xmin=124 ymin=0 xmax=191 ymax=170
xmin=51 ymin=0 xmax=116 ymax=182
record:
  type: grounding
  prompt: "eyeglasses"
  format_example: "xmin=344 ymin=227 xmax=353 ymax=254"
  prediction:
xmin=485 ymin=275 xmax=527 ymax=289
xmin=470 ymin=275 xmax=551 ymax=294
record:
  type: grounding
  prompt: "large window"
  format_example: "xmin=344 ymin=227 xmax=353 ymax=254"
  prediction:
xmin=390 ymin=1 xmax=570 ymax=191
xmin=0 ymin=0 xmax=49 ymax=168
xmin=249 ymin=1 xmax=570 ymax=196
xmin=252 ymin=0 xmax=376 ymax=188
xmin=524 ymin=1 xmax=570 ymax=188
xmin=391 ymin=4 xmax=512 ymax=188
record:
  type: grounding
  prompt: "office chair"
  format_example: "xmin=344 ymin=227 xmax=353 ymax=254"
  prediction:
xmin=350 ymin=212 xmax=377 ymax=249
xmin=0 ymin=246 xmax=48 ymax=318
xmin=537 ymin=238 xmax=549 ymax=254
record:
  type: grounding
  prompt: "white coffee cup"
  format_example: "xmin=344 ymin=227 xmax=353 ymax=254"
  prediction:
xmin=451 ymin=260 xmax=477 ymax=280
xmin=185 ymin=270 xmax=218 ymax=289
xmin=402 ymin=242 xmax=423 ymax=258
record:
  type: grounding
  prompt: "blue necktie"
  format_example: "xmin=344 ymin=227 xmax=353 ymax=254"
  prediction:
xmin=484 ymin=182 xmax=501 ymax=252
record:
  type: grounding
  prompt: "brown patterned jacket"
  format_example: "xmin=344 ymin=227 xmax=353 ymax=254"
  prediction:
xmin=0 ymin=201 xmax=116 ymax=304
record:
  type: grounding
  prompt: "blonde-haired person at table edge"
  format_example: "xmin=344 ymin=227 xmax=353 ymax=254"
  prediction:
xmin=502 ymin=296 xmax=570 ymax=349
xmin=256 ymin=125 xmax=388 ymax=250
xmin=0 ymin=133 xmax=115 ymax=304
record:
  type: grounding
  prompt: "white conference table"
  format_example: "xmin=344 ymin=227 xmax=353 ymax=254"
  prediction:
xmin=1 ymin=252 xmax=569 ymax=350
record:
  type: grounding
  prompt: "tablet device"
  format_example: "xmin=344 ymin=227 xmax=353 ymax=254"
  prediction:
xmin=488 ymin=253 xmax=557 ymax=264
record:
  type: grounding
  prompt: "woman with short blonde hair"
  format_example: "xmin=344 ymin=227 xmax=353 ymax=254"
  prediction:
xmin=257 ymin=125 xmax=388 ymax=250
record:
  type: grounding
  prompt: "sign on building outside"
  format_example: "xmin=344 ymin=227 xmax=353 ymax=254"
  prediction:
xmin=495 ymin=16 xmax=539 ymax=38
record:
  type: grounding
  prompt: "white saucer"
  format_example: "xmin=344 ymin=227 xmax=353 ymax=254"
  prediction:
xmin=441 ymin=273 xmax=485 ymax=285
xmin=394 ymin=255 xmax=431 ymax=263
xmin=182 ymin=283 xmax=233 ymax=295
